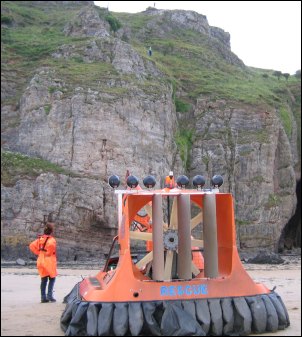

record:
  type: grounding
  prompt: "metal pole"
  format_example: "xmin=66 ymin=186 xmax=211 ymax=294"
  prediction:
xmin=167 ymin=196 xmax=170 ymax=226
xmin=152 ymin=194 xmax=164 ymax=280
xmin=203 ymin=193 xmax=219 ymax=278
xmin=177 ymin=194 xmax=192 ymax=279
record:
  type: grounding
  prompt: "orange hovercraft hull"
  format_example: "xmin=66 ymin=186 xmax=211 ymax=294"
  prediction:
xmin=60 ymin=180 xmax=290 ymax=336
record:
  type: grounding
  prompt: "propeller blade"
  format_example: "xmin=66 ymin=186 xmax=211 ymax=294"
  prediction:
xmin=190 ymin=211 xmax=203 ymax=230
xmin=177 ymin=194 xmax=192 ymax=280
xmin=130 ymin=231 xmax=152 ymax=241
xmin=164 ymin=250 xmax=174 ymax=280
xmin=136 ymin=251 xmax=153 ymax=269
xmin=191 ymin=262 xmax=201 ymax=276
xmin=152 ymin=194 xmax=164 ymax=281
xmin=144 ymin=203 xmax=153 ymax=220
xmin=170 ymin=197 xmax=178 ymax=229
xmin=163 ymin=222 xmax=169 ymax=231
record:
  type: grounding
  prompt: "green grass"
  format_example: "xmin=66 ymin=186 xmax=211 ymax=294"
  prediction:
xmin=288 ymin=82 xmax=301 ymax=157
xmin=1 ymin=25 xmax=87 ymax=61
xmin=1 ymin=1 xmax=300 ymax=162
xmin=1 ymin=14 xmax=13 ymax=24
xmin=47 ymin=58 xmax=117 ymax=87
xmin=44 ymin=104 xmax=51 ymax=115
xmin=279 ymin=106 xmax=292 ymax=137
xmin=1 ymin=1 xmax=80 ymax=29
xmin=265 ymin=193 xmax=281 ymax=209
xmin=114 ymin=12 xmax=153 ymax=34
xmin=132 ymin=35 xmax=300 ymax=109
xmin=1 ymin=2 xmax=164 ymax=105
xmin=175 ymin=98 xmax=191 ymax=113
xmin=175 ymin=129 xmax=194 ymax=170
xmin=1 ymin=150 xmax=73 ymax=186
xmin=236 ymin=129 xmax=269 ymax=145
xmin=1 ymin=1 xmax=92 ymax=105
xmin=3 ymin=1 xmax=299 ymax=108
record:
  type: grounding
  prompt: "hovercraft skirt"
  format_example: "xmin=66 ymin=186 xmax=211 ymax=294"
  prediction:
xmin=60 ymin=284 xmax=290 ymax=336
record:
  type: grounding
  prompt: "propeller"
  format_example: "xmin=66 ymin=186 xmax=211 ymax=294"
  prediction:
xmin=129 ymin=194 xmax=205 ymax=281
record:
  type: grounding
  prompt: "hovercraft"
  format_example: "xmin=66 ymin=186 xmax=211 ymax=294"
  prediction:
xmin=60 ymin=174 xmax=290 ymax=336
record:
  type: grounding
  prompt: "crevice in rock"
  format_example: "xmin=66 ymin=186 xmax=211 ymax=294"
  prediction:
xmin=278 ymin=179 xmax=301 ymax=251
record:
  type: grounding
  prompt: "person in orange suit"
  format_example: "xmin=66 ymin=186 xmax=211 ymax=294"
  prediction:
xmin=29 ymin=223 xmax=57 ymax=303
xmin=164 ymin=171 xmax=176 ymax=189
xmin=164 ymin=171 xmax=176 ymax=226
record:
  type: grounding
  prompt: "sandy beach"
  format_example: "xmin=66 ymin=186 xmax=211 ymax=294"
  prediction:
xmin=1 ymin=256 xmax=301 ymax=336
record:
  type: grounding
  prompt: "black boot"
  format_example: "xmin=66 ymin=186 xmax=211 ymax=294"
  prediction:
xmin=41 ymin=277 xmax=49 ymax=303
xmin=47 ymin=277 xmax=56 ymax=302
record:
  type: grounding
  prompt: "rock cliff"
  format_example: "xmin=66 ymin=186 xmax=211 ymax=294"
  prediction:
xmin=190 ymin=99 xmax=297 ymax=249
xmin=1 ymin=1 xmax=300 ymax=260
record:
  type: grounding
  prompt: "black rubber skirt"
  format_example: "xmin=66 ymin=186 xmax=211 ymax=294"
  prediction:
xmin=60 ymin=284 xmax=290 ymax=336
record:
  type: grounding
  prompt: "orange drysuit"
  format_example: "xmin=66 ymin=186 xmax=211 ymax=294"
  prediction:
xmin=29 ymin=235 xmax=57 ymax=278
xmin=164 ymin=175 xmax=176 ymax=189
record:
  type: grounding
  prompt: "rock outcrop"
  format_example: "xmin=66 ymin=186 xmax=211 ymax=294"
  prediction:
xmin=52 ymin=38 xmax=163 ymax=78
xmin=63 ymin=5 xmax=110 ymax=38
xmin=1 ymin=173 xmax=116 ymax=261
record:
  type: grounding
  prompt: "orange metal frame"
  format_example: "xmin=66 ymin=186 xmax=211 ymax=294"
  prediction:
xmin=79 ymin=189 xmax=270 ymax=302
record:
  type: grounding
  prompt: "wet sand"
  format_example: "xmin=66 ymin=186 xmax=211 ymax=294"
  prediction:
xmin=1 ymin=256 xmax=301 ymax=336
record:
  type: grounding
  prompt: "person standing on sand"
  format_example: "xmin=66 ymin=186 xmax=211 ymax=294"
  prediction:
xmin=29 ymin=222 xmax=57 ymax=303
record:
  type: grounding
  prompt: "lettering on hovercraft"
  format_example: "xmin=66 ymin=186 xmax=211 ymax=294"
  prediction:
xmin=160 ymin=284 xmax=208 ymax=297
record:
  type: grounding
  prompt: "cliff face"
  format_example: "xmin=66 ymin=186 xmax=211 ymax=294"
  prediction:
xmin=1 ymin=173 xmax=116 ymax=261
xmin=190 ymin=99 xmax=297 ymax=250
xmin=1 ymin=30 xmax=180 ymax=260
xmin=1 ymin=1 xmax=300 ymax=260
xmin=16 ymin=66 xmax=175 ymax=177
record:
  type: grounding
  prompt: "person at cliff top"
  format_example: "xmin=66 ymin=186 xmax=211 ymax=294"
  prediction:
xmin=164 ymin=171 xmax=176 ymax=189
xmin=29 ymin=223 xmax=57 ymax=303
xmin=148 ymin=46 xmax=152 ymax=56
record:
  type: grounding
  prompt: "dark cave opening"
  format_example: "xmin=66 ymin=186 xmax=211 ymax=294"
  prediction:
xmin=278 ymin=179 xmax=301 ymax=252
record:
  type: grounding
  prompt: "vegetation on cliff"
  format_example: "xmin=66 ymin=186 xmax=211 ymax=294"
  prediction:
xmin=1 ymin=0 xmax=300 ymax=171
xmin=1 ymin=150 xmax=73 ymax=186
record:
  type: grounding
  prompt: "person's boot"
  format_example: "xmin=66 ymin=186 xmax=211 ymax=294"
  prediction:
xmin=47 ymin=295 xmax=56 ymax=302
xmin=41 ymin=277 xmax=49 ymax=303
xmin=47 ymin=277 xmax=56 ymax=302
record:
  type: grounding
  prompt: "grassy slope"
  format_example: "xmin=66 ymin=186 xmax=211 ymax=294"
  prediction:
xmin=115 ymin=11 xmax=300 ymax=107
xmin=1 ymin=150 xmax=74 ymax=186
xmin=114 ymin=10 xmax=300 ymax=169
